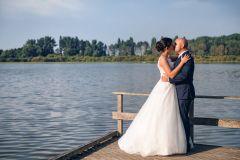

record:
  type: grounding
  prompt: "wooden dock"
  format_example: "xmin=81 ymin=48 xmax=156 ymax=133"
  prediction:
xmin=50 ymin=93 xmax=240 ymax=160
xmin=50 ymin=131 xmax=240 ymax=160
xmin=81 ymin=139 xmax=240 ymax=160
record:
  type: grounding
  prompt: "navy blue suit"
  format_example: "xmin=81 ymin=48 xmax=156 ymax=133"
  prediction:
xmin=169 ymin=50 xmax=195 ymax=152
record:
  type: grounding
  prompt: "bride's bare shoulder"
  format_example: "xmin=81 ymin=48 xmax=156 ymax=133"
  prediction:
xmin=158 ymin=56 xmax=167 ymax=67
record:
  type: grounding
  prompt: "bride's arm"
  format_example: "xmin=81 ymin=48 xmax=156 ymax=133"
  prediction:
xmin=159 ymin=55 xmax=190 ymax=79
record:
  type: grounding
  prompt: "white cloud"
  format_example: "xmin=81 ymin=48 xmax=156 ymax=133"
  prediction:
xmin=0 ymin=0 xmax=85 ymax=16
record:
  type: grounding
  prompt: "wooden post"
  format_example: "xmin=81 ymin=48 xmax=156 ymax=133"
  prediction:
xmin=117 ymin=94 xmax=123 ymax=135
xmin=189 ymin=101 xmax=194 ymax=143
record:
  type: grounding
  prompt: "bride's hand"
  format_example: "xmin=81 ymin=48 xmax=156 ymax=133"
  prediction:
xmin=181 ymin=55 xmax=191 ymax=64
xmin=161 ymin=75 xmax=169 ymax=82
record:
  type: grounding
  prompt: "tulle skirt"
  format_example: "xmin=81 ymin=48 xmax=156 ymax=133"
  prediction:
xmin=118 ymin=80 xmax=187 ymax=157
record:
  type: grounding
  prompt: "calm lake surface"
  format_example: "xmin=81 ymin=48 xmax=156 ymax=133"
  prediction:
xmin=0 ymin=63 xmax=239 ymax=159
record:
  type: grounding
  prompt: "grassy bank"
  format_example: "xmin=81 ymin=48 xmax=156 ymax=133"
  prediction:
xmin=0 ymin=54 xmax=239 ymax=64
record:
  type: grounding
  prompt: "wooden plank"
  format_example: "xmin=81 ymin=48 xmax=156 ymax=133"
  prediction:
xmin=112 ymin=112 xmax=136 ymax=120
xmin=112 ymin=92 xmax=149 ymax=96
xmin=112 ymin=112 xmax=240 ymax=128
xmin=49 ymin=131 xmax=119 ymax=160
xmin=117 ymin=94 xmax=123 ymax=135
xmin=112 ymin=92 xmax=240 ymax=100
xmin=192 ymin=117 xmax=240 ymax=128
xmin=196 ymin=95 xmax=240 ymax=100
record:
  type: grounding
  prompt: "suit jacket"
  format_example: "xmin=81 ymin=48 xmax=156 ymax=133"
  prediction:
xmin=169 ymin=51 xmax=195 ymax=100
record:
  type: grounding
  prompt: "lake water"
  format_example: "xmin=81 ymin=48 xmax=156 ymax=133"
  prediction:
xmin=0 ymin=63 xmax=239 ymax=159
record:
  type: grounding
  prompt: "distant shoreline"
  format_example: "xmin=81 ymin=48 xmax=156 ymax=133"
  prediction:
xmin=0 ymin=55 xmax=239 ymax=64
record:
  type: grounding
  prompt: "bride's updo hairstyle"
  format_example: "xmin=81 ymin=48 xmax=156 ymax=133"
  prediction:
xmin=156 ymin=37 xmax=172 ymax=52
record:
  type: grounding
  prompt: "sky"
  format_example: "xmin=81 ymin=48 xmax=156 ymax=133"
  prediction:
xmin=0 ymin=0 xmax=239 ymax=50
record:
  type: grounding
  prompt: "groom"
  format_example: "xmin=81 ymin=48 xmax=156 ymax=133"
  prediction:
xmin=165 ymin=37 xmax=195 ymax=153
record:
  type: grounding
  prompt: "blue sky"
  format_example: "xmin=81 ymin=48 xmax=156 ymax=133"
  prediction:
xmin=0 ymin=0 xmax=239 ymax=50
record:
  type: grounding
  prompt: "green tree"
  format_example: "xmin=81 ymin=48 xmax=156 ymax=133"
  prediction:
xmin=0 ymin=48 xmax=22 ymax=58
xmin=150 ymin=37 xmax=156 ymax=51
xmin=92 ymin=40 xmax=98 ymax=56
xmin=59 ymin=36 xmax=80 ymax=56
xmin=37 ymin=36 xmax=56 ymax=56
xmin=21 ymin=39 xmax=39 ymax=57
xmin=96 ymin=41 xmax=106 ymax=57
xmin=0 ymin=49 xmax=3 ymax=57
xmin=79 ymin=40 xmax=86 ymax=56
xmin=84 ymin=41 xmax=92 ymax=56
xmin=126 ymin=37 xmax=135 ymax=56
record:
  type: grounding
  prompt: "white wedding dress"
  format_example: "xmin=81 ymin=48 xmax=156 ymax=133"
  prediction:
xmin=118 ymin=58 xmax=187 ymax=157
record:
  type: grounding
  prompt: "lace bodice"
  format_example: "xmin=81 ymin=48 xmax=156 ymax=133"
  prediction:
xmin=157 ymin=58 xmax=165 ymax=79
xmin=157 ymin=57 xmax=174 ymax=80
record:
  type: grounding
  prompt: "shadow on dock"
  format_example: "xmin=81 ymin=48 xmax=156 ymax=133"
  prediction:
xmin=187 ymin=143 xmax=220 ymax=155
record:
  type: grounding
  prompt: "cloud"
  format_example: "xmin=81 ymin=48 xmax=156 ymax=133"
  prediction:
xmin=0 ymin=0 xmax=85 ymax=17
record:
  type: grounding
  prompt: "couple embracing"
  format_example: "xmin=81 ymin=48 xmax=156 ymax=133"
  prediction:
xmin=118 ymin=37 xmax=195 ymax=156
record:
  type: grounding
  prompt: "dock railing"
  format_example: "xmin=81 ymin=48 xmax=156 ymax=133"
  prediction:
xmin=112 ymin=92 xmax=240 ymax=143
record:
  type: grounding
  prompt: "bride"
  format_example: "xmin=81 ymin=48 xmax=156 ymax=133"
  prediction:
xmin=118 ymin=37 xmax=191 ymax=157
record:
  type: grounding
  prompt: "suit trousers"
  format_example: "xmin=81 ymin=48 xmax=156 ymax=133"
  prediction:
xmin=178 ymin=99 xmax=194 ymax=151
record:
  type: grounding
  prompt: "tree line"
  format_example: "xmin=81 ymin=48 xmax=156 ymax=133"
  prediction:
xmin=0 ymin=33 xmax=239 ymax=59
xmin=188 ymin=33 xmax=240 ymax=56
